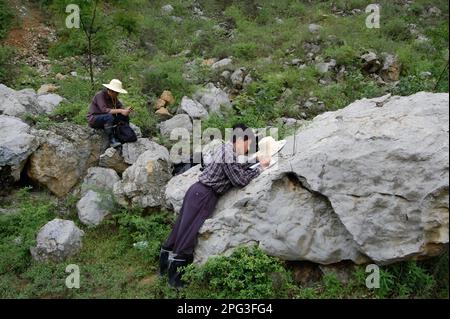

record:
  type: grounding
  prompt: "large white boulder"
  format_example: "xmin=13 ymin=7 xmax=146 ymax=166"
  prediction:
xmin=166 ymin=92 xmax=449 ymax=265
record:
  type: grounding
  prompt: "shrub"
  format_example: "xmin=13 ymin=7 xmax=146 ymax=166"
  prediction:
xmin=0 ymin=45 xmax=17 ymax=85
xmin=0 ymin=0 xmax=14 ymax=39
xmin=182 ymin=245 xmax=297 ymax=298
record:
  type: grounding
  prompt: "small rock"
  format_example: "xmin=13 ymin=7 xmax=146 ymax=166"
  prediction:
xmin=171 ymin=16 xmax=183 ymax=23
xmin=55 ymin=73 xmax=66 ymax=81
xmin=361 ymin=51 xmax=382 ymax=73
xmin=193 ymin=83 xmax=232 ymax=114
xmin=80 ymin=167 xmax=120 ymax=195
xmin=30 ymin=219 xmax=84 ymax=262
xmin=220 ymin=70 xmax=231 ymax=82
xmin=211 ymin=58 xmax=233 ymax=70
xmin=160 ymin=90 xmax=175 ymax=105
xmin=308 ymin=23 xmax=322 ymax=34
xmin=160 ymin=114 xmax=193 ymax=138
xmin=155 ymin=107 xmax=172 ymax=120
xmin=37 ymin=84 xmax=58 ymax=94
xmin=202 ymin=58 xmax=218 ymax=67
xmin=380 ymin=53 xmax=401 ymax=82
xmin=179 ymin=96 xmax=208 ymax=119
xmin=99 ymin=147 xmax=129 ymax=174
xmin=77 ymin=190 xmax=114 ymax=226
xmin=243 ymin=74 xmax=253 ymax=88
xmin=230 ymin=67 xmax=246 ymax=88
xmin=161 ymin=4 xmax=174 ymax=14
xmin=155 ymin=98 xmax=167 ymax=109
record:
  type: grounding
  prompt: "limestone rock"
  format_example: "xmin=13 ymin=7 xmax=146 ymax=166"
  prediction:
xmin=27 ymin=123 xmax=109 ymax=197
xmin=77 ymin=190 xmax=114 ymax=226
xmin=0 ymin=84 xmax=63 ymax=117
xmin=193 ymin=83 xmax=232 ymax=114
xmin=113 ymin=146 xmax=173 ymax=209
xmin=0 ymin=115 xmax=39 ymax=184
xmin=165 ymin=92 xmax=449 ymax=265
xmin=99 ymin=147 xmax=129 ymax=174
xmin=160 ymin=114 xmax=192 ymax=138
xmin=30 ymin=219 xmax=84 ymax=262
xmin=179 ymin=96 xmax=208 ymax=119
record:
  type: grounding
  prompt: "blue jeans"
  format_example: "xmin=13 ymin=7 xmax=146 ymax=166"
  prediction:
xmin=91 ymin=113 xmax=129 ymax=129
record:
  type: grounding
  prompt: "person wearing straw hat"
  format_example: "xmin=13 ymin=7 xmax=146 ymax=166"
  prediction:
xmin=87 ymin=79 xmax=133 ymax=148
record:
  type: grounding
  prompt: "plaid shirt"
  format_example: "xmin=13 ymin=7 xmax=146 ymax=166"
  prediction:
xmin=199 ymin=142 xmax=261 ymax=195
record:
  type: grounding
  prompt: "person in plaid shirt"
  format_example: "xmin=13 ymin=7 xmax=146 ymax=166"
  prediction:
xmin=160 ymin=123 xmax=270 ymax=288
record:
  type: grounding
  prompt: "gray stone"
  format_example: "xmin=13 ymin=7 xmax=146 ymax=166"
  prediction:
xmin=166 ymin=92 xmax=449 ymax=265
xmin=80 ymin=167 xmax=120 ymax=195
xmin=230 ymin=68 xmax=246 ymax=88
xmin=27 ymin=123 xmax=109 ymax=197
xmin=0 ymin=84 xmax=64 ymax=117
xmin=211 ymin=58 xmax=233 ymax=70
xmin=316 ymin=59 xmax=336 ymax=74
xmin=114 ymin=146 xmax=173 ymax=209
xmin=160 ymin=114 xmax=193 ymax=138
xmin=179 ymin=96 xmax=208 ymax=119
xmin=30 ymin=219 xmax=84 ymax=262
xmin=193 ymin=83 xmax=232 ymax=114
xmin=0 ymin=115 xmax=39 ymax=183
xmin=77 ymin=190 xmax=114 ymax=226
xmin=36 ymin=94 xmax=64 ymax=114
xmin=361 ymin=52 xmax=382 ymax=73
xmin=161 ymin=4 xmax=174 ymax=14
xmin=308 ymin=23 xmax=322 ymax=34
xmin=122 ymin=138 xmax=167 ymax=165
xmin=99 ymin=147 xmax=129 ymax=174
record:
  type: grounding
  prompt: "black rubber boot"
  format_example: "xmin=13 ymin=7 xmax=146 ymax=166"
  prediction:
xmin=104 ymin=125 xmax=121 ymax=148
xmin=159 ymin=247 xmax=172 ymax=277
xmin=168 ymin=254 xmax=193 ymax=289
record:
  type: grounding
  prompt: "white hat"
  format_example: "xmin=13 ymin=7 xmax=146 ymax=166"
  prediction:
xmin=255 ymin=136 xmax=287 ymax=157
xmin=102 ymin=79 xmax=128 ymax=94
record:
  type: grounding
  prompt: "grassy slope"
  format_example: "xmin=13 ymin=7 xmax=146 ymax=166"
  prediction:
xmin=0 ymin=0 xmax=448 ymax=298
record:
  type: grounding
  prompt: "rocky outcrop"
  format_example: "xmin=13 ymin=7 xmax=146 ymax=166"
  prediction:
xmin=193 ymin=83 xmax=232 ymax=114
xmin=30 ymin=219 xmax=84 ymax=262
xmin=0 ymin=115 xmax=39 ymax=186
xmin=114 ymin=144 xmax=172 ymax=209
xmin=179 ymin=96 xmax=208 ymax=119
xmin=0 ymin=84 xmax=64 ymax=117
xmin=27 ymin=123 xmax=109 ymax=197
xmin=160 ymin=114 xmax=193 ymax=138
xmin=166 ymin=92 xmax=449 ymax=265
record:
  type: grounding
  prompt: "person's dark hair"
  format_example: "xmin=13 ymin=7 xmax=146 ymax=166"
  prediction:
xmin=231 ymin=123 xmax=256 ymax=144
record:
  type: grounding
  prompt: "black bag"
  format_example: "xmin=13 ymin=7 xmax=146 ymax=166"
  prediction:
xmin=114 ymin=121 xmax=137 ymax=143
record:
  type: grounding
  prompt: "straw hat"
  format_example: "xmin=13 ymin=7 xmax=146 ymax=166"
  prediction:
xmin=255 ymin=136 xmax=287 ymax=158
xmin=102 ymin=79 xmax=128 ymax=94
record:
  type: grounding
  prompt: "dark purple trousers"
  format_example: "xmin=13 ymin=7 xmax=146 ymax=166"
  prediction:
xmin=163 ymin=181 xmax=219 ymax=257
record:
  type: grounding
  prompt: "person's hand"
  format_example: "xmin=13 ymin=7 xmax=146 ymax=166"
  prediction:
xmin=122 ymin=107 xmax=132 ymax=116
xmin=257 ymin=155 xmax=271 ymax=169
